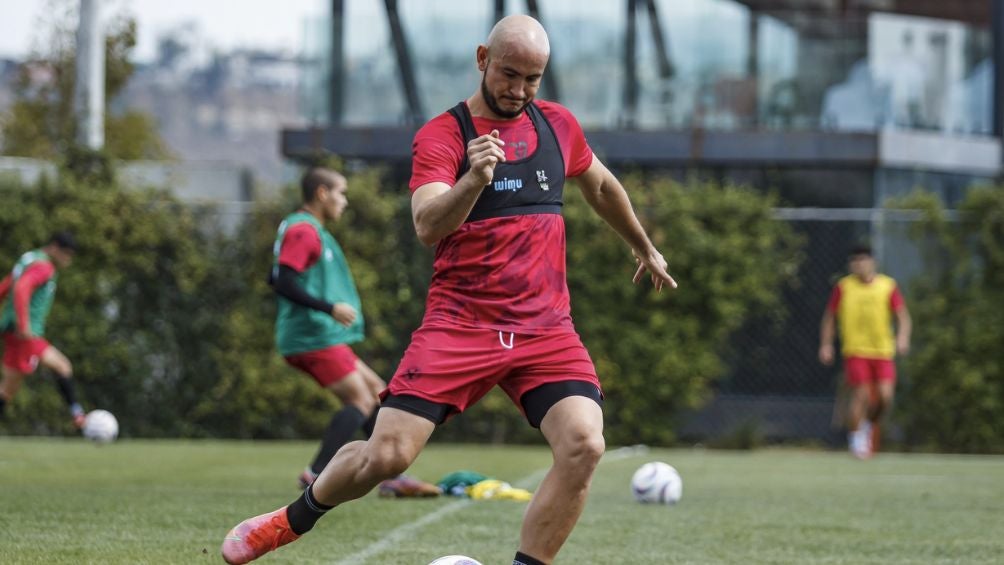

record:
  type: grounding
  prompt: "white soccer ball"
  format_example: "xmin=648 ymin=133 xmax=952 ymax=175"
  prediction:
xmin=427 ymin=556 xmax=483 ymax=565
xmin=631 ymin=461 xmax=682 ymax=505
xmin=83 ymin=409 xmax=119 ymax=443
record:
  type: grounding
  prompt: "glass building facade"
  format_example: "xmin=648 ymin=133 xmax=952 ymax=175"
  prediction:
xmin=301 ymin=0 xmax=996 ymax=136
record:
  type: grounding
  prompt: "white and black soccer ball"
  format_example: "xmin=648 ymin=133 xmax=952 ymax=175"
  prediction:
xmin=83 ymin=409 xmax=119 ymax=443
xmin=631 ymin=461 xmax=682 ymax=504
xmin=427 ymin=556 xmax=483 ymax=565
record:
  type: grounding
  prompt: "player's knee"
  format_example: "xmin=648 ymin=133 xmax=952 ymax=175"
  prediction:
xmin=336 ymin=381 xmax=380 ymax=415
xmin=58 ymin=363 xmax=73 ymax=379
xmin=557 ymin=429 xmax=605 ymax=471
xmin=363 ymin=438 xmax=415 ymax=478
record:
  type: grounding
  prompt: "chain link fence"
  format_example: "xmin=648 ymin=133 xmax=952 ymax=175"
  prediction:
xmin=680 ymin=208 xmax=927 ymax=446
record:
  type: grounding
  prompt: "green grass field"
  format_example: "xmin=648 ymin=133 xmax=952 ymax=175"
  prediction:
xmin=1 ymin=438 xmax=1002 ymax=564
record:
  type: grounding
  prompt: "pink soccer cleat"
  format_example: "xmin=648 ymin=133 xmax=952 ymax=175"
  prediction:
xmin=221 ymin=506 xmax=300 ymax=564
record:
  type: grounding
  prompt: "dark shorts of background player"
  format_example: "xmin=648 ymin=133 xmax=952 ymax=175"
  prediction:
xmin=381 ymin=325 xmax=603 ymax=427
xmin=284 ymin=344 xmax=359 ymax=387
xmin=844 ymin=356 xmax=896 ymax=387
xmin=2 ymin=333 xmax=49 ymax=374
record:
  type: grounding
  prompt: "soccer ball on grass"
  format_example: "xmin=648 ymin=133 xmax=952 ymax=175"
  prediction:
xmin=82 ymin=409 xmax=119 ymax=443
xmin=631 ymin=461 xmax=682 ymax=504
xmin=427 ymin=556 xmax=483 ymax=565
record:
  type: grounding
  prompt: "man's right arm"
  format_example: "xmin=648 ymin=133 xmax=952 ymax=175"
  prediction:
xmin=411 ymin=175 xmax=486 ymax=246
xmin=819 ymin=286 xmax=840 ymax=365
xmin=411 ymin=130 xmax=505 ymax=246
xmin=819 ymin=310 xmax=836 ymax=365
xmin=0 ymin=274 xmax=11 ymax=304
xmin=272 ymin=266 xmax=357 ymax=326
xmin=272 ymin=265 xmax=334 ymax=314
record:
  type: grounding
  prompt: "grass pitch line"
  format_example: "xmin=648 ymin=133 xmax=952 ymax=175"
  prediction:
xmin=335 ymin=445 xmax=649 ymax=565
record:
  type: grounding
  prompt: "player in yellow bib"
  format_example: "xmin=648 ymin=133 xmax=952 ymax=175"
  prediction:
xmin=819 ymin=245 xmax=911 ymax=459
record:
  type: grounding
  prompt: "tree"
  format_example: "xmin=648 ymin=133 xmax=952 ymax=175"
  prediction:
xmin=1 ymin=4 xmax=168 ymax=160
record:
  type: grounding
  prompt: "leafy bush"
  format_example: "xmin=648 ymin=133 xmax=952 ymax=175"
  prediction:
xmin=0 ymin=167 xmax=799 ymax=445
xmin=0 ymin=164 xmax=215 ymax=436
xmin=894 ymin=188 xmax=1004 ymax=453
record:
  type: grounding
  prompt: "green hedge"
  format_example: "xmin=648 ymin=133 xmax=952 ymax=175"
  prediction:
xmin=0 ymin=166 xmax=800 ymax=445
xmin=895 ymin=188 xmax=1004 ymax=453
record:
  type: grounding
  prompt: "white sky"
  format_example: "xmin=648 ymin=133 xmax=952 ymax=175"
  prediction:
xmin=0 ymin=0 xmax=733 ymax=61
xmin=0 ymin=0 xmax=327 ymax=60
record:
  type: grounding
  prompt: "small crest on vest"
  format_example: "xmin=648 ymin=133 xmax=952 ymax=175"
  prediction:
xmin=536 ymin=169 xmax=550 ymax=191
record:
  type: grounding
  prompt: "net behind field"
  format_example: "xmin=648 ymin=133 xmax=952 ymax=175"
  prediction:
xmin=681 ymin=209 xmax=928 ymax=445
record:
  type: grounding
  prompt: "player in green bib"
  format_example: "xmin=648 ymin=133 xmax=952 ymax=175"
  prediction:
xmin=270 ymin=167 xmax=385 ymax=488
xmin=0 ymin=232 xmax=85 ymax=428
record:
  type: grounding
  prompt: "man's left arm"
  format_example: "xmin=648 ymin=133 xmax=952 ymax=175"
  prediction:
xmin=574 ymin=155 xmax=677 ymax=291
xmin=892 ymin=286 xmax=911 ymax=356
xmin=894 ymin=304 xmax=911 ymax=356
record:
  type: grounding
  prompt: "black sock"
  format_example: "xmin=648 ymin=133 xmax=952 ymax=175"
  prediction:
xmin=362 ymin=407 xmax=379 ymax=438
xmin=514 ymin=551 xmax=547 ymax=565
xmin=286 ymin=485 xmax=333 ymax=535
xmin=0 ymin=395 xmax=6 ymax=417
xmin=310 ymin=405 xmax=366 ymax=475
xmin=54 ymin=376 xmax=78 ymax=408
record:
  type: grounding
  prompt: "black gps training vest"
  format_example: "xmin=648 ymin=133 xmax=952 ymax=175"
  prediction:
xmin=448 ymin=101 xmax=566 ymax=223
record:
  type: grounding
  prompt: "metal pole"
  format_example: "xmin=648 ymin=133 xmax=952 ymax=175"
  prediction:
xmin=384 ymin=0 xmax=424 ymax=125
xmin=747 ymin=11 xmax=759 ymax=128
xmin=494 ymin=0 xmax=506 ymax=25
xmin=993 ymin=0 xmax=1004 ymax=139
xmin=329 ymin=0 xmax=345 ymax=125
xmin=644 ymin=0 xmax=673 ymax=79
xmin=74 ymin=0 xmax=104 ymax=149
xmin=623 ymin=0 xmax=638 ymax=128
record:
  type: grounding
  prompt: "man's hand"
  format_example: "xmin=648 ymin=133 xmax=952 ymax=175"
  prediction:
xmin=819 ymin=344 xmax=835 ymax=366
xmin=631 ymin=248 xmax=677 ymax=292
xmin=896 ymin=334 xmax=910 ymax=356
xmin=331 ymin=303 xmax=357 ymax=327
xmin=467 ymin=129 xmax=505 ymax=187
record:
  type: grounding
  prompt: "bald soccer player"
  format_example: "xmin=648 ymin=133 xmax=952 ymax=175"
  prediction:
xmin=221 ymin=15 xmax=677 ymax=565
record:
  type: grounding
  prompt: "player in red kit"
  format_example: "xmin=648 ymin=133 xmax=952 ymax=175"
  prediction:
xmin=0 ymin=232 xmax=84 ymax=428
xmin=221 ymin=15 xmax=676 ymax=565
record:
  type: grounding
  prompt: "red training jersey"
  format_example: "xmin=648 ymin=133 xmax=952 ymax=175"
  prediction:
xmin=278 ymin=221 xmax=323 ymax=272
xmin=410 ymin=100 xmax=593 ymax=332
xmin=827 ymin=280 xmax=905 ymax=313
xmin=12 ymin=262 xmax=55 ymax=334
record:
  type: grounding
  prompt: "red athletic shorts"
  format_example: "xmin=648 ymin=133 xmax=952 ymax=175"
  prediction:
xmin=844 ymin=356 xmax=896 ymax=387
xmin=384 ymin=325 xmax=601 ymax=421
xmin=284 ymin=344 xmax=359 ymax=387
xmin=2 ymin=333 xmax=50 ymax=374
